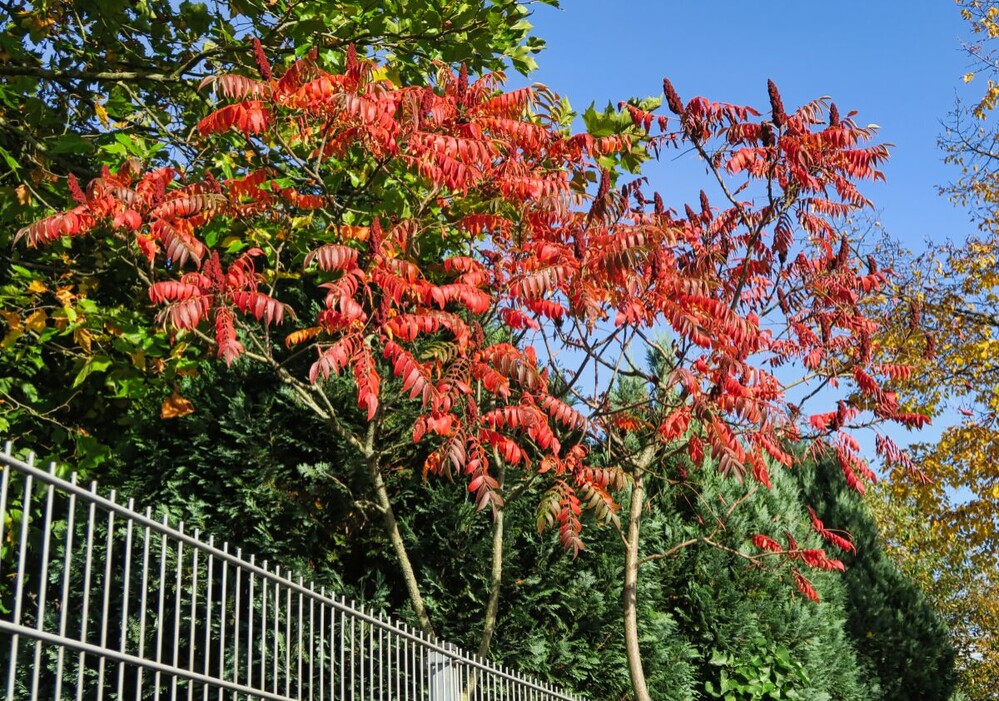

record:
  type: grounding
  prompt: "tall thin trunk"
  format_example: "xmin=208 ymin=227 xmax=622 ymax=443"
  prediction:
xmin=623 ymin=468 xmax=651 ymax=701
xmin=366 ymin=453 xmax=436 ymax=637
xmin=477 ymin=460 xmax=506 ymax=659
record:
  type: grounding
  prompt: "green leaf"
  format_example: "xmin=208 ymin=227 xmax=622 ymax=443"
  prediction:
xmin=72 ymin=355 xmax=113 ymax=388
xmin=47 ymin=134 xmax=93 ymax=155
xmin=0 ymin=146 xmax=20 ymax=174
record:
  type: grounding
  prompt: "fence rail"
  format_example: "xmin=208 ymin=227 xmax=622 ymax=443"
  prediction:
xmin=0 ymin=443 xmax=582 ymax=701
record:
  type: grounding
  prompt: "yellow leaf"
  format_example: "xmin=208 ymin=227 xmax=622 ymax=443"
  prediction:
xmin=53 ymin=287 xmax=75 ymax=307
xmin=160 ymin=392 xmax=195 ymax=420
xmin=992 ymin=484 xmax=999 ymax=499
xmin=129 ymin=348 xmax=146 ymax=370
xmin=74 ymin=327 xmax=93 ymax=354
xmin=24 ymin=309 xmax=47 ymax=333
xmin=1 ymin=310 xmax=22 ymax=349
xmin=964 ymin=72 xmax=976 ymax=83
xmin=94 ymin=101 xmax=109 ymax=128
xmin=26 ymin=280 xmax=48 ymax=294
xmin=284 ymin=326 xmax=322 ymax=347
xmin=0 ymin=310 xmax=21 ymax=331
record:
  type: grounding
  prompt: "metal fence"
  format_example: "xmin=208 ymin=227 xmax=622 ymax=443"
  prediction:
xmin=0 ymin=443 xmax=582 ymax=701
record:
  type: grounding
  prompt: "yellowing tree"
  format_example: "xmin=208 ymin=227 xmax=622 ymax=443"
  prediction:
xmin=870 ymin=3 xmax=999 ymax=698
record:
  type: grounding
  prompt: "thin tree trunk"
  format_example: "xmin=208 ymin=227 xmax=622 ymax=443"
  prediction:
xmin=477 ymin=460 xmax=506 ymax=659
xmin=623 ymin=468 xmax=651 ymax=701
xmin=366 ymin=453 xmax=436 ymax=637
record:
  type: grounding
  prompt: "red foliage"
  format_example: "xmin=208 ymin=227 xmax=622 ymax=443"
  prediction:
xmin=20 ymin=46 xmax=920 ymax=576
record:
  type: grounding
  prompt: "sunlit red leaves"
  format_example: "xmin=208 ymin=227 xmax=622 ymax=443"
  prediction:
xmin=836 ymin=437 xmax=877 ymax=494
xmin=792 ymin=570 xmax=820 ymax=602
xmin=537 ymin=481 xmax=584 ymax=556
xmin=231 ymin=290 xmax=287 ymax=326
xmin=383 ymin=340 xmax=435 ymax=405
xmin=20 ymin=48 xmax=913 ymax=567
xmin=148 ymin=281 xmax=210 ymax=329
xmin=147 ymin=252 xmax=285 ymax=366
xmin=152 ymin=220 xmax=206 ymax=268
xmin=304 ymin=244 xmax=359 ymax=272
xmin=309 ymin=335 xmax=360 ymax=384
xmin=482 ymin=404 xmax=560 ymax=454
xmin=113 ymin=209 xmax=143 ymax=231
xmin=806 ymin=506 xmax=857 ymax=555
xmin=199 ymin=73 xmax=269 ymax=102
xmin=197 ymin=101 xmax=270 ymax=136
xmin=352 ymin=348 xmax=380 ymax=420
xmin=752 ymin=534 xmax=783 ymax=553
xmin=541 ymin=395 xmax=587 ymax=431
xmin=752 ymin=531 xmax=846 ymax=602
xmin=149 ymin=193 xmax=226 ymax=220
xmin=15 ymin=207 xmax=97 ymax=246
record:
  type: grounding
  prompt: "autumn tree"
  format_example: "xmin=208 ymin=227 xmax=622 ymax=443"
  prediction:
xmin=15 ymin=35 xmax=927 ymax=700
xmin=868 ymin=479 xmax=995 ymax=701
xmin=0 ymin=0 xmax=555 ymax=469
xmin=864 ymin=3 xmax=999 ymax=696
xmin=0 ymin=0 xmax=553 ymax=193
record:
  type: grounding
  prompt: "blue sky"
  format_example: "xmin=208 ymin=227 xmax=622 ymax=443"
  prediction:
xmin=517 ymin=0 xmax=978 ymax=254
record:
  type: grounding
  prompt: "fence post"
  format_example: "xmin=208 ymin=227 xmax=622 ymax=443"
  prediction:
xmin=428 ymin=645 xmax=463 ymax=701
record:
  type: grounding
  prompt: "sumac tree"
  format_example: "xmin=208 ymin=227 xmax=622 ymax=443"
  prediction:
xmin=19 ymin=46 xmax=920 ymax=698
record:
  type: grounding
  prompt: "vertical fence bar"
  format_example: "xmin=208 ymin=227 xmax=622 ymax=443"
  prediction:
xmin=402 ymin=624 xmax=411 ymax=701
xmin=319 ymin=588 xmax=326 ymax=701
xmin=116 ymin=497 xmax=136 ymax=700
xmin=271 ymin=566 xmax=280 ymax=697
xmin=297 ymin=579 xmax=304 ymax=701
xmin=247 ymin=554 xmax=257 ymax=698
xmin=377 ymin=615 xmax=384 ymax=701
xmin=203 ymin=535 xmax=215 ymax=701
xmin=172 ymin=523 xmax=185 ymax=701
xmin=394 ymin=625 xmax=401 ymax=701
xmin=137 ymin=507 xmax=153 ymax=700
xmin=350 ymin=601 xmax=364 ymax=699
xmin=233 ymin=548 xmax=243 ymax=701
xmin=0 ymin=457 xmax=8 ymax=698
xmin=366 ymin=607 xmax=371 ymax=700
xmin=96 ymin=490 xmax=118 ymax=701
xmin=284 ymin=580 xmax=292 ymax=699
xmin=5 ymin=457 xmax=33 ymax=701
xmin=29 ymin=465 xmax=57 ymax=700
xmin=188 ymin=529 xmax=200 ymax=701
xmin=256 ymin=559 xmax=266 ymax=698
xmin=154 ymin=513 xmax=169 ymax=701
xmin=218 ymin=541 xmax=229 ymax=701
xmin=308 ymin=582 xmax=315 ymax=701
xmin=341 ymin=599 xmax=348 ymax=701
xmin=53 ymin=472 xmax=79 ymax=700
xmin=0 ymin=450 xmax=11 ymax=581
xmin=76 ymin=482 xmax=99 ymax=701
xmin=334 ymin=597 xmax=341 ymax=701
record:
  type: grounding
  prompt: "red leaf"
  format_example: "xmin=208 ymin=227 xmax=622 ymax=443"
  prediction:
xmin=113 ymin=209 xmax=143 ymax=231
xmin=231 ymin=290 xmax=287 ymax=326
xmin=197 ymin=101 xmax=270 ymax=136
xmin=752 ymin=534 xmax=783 ymax=553
xmin=150 ymin=194 xmax=226 ymax=219
xmin=305 ymin=245 xmax=359 ymax=272
xmin=792 ymin=569 xmax=820 ymax=602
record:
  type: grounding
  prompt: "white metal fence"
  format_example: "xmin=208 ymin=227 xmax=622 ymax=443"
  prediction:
xmin=0 ymin=443 xmax=583 ymax=701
